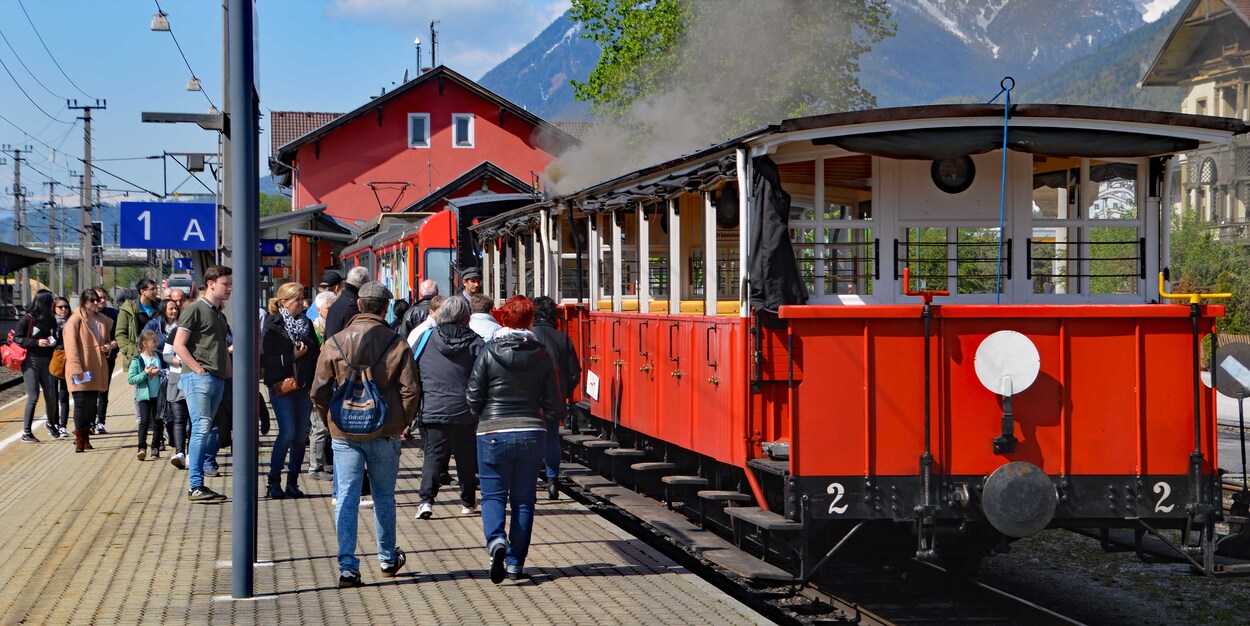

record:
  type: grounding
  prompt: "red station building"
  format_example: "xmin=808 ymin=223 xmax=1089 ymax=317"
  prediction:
xmin=268 ymin=66 xmax=582 ymax=288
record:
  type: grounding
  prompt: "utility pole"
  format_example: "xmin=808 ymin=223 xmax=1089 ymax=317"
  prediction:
xmin=430 ymin=20 xmax=440 ymax=68
xmin=96 ymin=183 xmax=106 ymax=284
xmin=69 ymin=99 xmax=106 ymax=294
xmin=46 ymin=180 xmax=60 ymax=295
xmin=5 ymin=145 xmax=32 ymax=307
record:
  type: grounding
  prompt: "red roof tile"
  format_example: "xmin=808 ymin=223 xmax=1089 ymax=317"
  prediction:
xmin=270 ymin=111 xmax=341 ymax=156
xmin=553 ymin=121 xmax=593 ymax=140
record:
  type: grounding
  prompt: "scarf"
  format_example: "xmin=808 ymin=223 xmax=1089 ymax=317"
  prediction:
xmin=279 ymin=307 xmax=312 ymax=344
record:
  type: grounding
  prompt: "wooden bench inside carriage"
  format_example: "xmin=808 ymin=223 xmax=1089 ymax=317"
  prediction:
xmin=595 ymin=299 xmax=740 ymax=315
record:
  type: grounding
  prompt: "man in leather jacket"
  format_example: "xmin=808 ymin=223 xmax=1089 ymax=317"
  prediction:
xmin=311 ymin=281 xmax=421 ymax=587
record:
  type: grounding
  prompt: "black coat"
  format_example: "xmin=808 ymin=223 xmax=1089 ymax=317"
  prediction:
xmin=396 ymin=296 xmax=433 ymax=338
xmin=260 ymin=312 xmax=321 ymax=389
xmin=323 ymin=283 xmax=359 ymax=340
xmin=13 ymin=314 xmax=58 ymax=360
xmin=465 ymin=330 xmax=564 ymax=431
xmin=531 ymin=319 xmax=580 ymax=400
xmin=415 ymin=323 xmax=483 ymax=425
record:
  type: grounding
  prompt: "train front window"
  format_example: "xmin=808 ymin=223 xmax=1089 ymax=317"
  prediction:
xmin=424 ymin=248 xmax=453 ymax=296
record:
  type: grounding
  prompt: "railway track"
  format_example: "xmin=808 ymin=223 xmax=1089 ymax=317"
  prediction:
xmin=558 ymin=460 xmax=1087 ymax=625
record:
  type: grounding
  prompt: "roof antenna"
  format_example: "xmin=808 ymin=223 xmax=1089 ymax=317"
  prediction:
xmin=430 ymin=20 xmax=440 ymax=68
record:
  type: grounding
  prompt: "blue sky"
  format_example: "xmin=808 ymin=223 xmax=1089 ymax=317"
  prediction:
xmin=0 ymin=0 xmax=570 ymax=213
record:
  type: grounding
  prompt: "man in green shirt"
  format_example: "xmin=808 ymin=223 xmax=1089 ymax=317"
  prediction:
xmin=173 ymin=265 xmax=233 ymax=502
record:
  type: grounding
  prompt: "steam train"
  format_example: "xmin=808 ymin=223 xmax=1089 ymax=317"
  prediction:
xmin=457 ymin=103 xmax=1247 ymax=578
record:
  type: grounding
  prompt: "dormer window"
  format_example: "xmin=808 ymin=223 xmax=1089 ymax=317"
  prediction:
xmin=409 ymin=113 xmax=430 ymax=148
xmin=453 ymin=113 xmax=475 ymax=148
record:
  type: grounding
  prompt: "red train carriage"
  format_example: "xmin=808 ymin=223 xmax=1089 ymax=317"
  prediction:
xmin=470 ymin=104 xmax=1249 ymax=578
xmin=340 ymin=210 xmax=457 ymax=300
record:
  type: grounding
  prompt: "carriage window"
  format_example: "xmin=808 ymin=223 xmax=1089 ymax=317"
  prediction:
xmin=786 ymin=156 xmax=876 ymax=299
xmin=1030 ymin=158 xmax=1142 ymax=296
xmin=646 ymin=205 xmax=670 ymax=298
xmin=560 ymin=217 xmax=589 ymax=302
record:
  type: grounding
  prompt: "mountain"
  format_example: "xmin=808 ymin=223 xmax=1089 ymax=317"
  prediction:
xmin=861 ymin=0 xmax=1155 ymax=106
xmin=1014 ymin=3 xmax=1185 ymax=110
xmin=478 ymin=14 xmax=599 ymax=121
xmin=481 ymin=0 xmax=1183 ymax=120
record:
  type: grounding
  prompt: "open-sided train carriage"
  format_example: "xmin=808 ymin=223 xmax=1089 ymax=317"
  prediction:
xmin=468 ymin=104 xmax=1248 ymax=578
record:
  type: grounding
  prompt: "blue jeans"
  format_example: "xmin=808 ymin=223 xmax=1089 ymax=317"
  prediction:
xmin=181 ymin=372 xmax=225 ymax=489
xmin=268 ymin=387 xmax=312 ymax=479
xmin=332 ymin=437 xmax=401 ymax=573
xmin=544 ymin=419 xmax=561 ymax=479
xmin=478 ymin=430 xmax=546 ymax=571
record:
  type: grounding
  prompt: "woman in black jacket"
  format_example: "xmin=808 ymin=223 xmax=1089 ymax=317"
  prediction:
xmin=15 ymin=290 xmax=61 ymax=442
xmin=261 ymin=282 xmax=320 ymax=499
xmin=466 ymin=295 xmax=564 ymax=583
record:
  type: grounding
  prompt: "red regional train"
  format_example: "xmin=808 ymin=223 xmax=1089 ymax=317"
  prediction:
xmin=466 ymin=103 xmax=1248 ymax=578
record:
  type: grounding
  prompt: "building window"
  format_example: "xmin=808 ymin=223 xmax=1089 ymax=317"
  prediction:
xmin=452 ymin=113 xmax=475 ymax=148
xmin=408 ymin=113 xmax=430 ymax=148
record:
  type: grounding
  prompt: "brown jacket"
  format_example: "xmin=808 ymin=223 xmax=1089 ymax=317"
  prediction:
xmin=311 ymin=314 xmax=420 ymax=440
xmin=63 ymin=309 xmax=114 ymax=393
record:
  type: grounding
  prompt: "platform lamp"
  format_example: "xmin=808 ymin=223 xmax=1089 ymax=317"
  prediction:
xmin=414 ymin=36 xmax=421 ymax=77
xmin=150 ymin=10 xmax=170 ymax=32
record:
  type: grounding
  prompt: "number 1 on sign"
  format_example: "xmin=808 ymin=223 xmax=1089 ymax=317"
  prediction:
xmin=138 ymin=210 xmax=150 ymax=240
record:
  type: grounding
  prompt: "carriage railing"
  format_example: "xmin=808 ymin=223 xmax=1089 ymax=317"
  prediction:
xmin=793 ymin=239 xmax=878 ymax=296
xmin=1025 ymin=238 xmax=1146 ymax=279
xmin=893 ymin=239 xmax=1011 ymax=294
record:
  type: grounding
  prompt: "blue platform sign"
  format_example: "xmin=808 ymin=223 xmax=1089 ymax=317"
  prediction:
xmin=173 ymin=257 xmax=194 ymax=272
xmin=120 ymin=201 xmax=217 ymax=251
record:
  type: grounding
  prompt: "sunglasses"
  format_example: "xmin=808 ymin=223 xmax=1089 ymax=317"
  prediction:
xmin=56 ymin=305 xmax=69 ymax=309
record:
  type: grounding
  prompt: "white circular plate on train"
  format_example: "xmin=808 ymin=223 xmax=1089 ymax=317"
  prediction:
xmin=974 ymin=331 xmax=1040 ymax=396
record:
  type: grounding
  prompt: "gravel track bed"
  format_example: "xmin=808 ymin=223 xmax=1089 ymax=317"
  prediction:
xmin=979 ymin=530 xmax=1250 ymax=625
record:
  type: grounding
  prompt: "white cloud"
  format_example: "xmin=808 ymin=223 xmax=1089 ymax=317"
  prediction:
xmin=1140 ymin=0 xmax=1182 ymax=23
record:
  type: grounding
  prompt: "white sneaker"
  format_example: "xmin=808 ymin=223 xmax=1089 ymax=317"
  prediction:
xmin=332 ymin=497 xmax=338 ymax=506
xmin=170 ymin=453 xmax=186 ymax=469
xmin=359 ymin=498 xmax=373 ymax=509
xmin=460 ymin=505 xmax=477 ymax=516
xmin=416 ymin=502 xmax=433 ymax=519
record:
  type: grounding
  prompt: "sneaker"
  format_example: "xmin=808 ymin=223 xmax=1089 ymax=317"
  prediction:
xmin=416 ymin=502 xmax=433 ymax=519
xmin=58 ymin=425 xmax=70 ymax=438
xmin=188 ymin=486 xmax=227 ymax=502
xmin=309 ymin=469 xmax=333 ymax=482
xmin=337 ymin=570 xmax=363 ymax=588
xmin=47 ymin=424 xmax=61 ymax=439
xmin=95 ymin=424 xmax=107 ymax=435
xmin=380 ymin=548 xmax=406 ymax=577
xmin=359 ymin=498 xmax=374 ymax=509
xmin=489 ymin=540 xmax=507 ymax=584
xmin=332 ymin=497 xmax=338 ymax=506
xmin=506 ymin=569 xmax=531 ymax=581
xmin=170 ymin=453 xmax=186 ymax=470
xmin=204 ymin=465 xmax=220 ymax=477
xmin=460 ymin=505 xmax=477 ymax=516
xmin=136 ymin=449 xmax=146 ymax=461
xmin=150 ymin=448 xmax=160 ymax=460
xmin=20 ymin=433 xmax=38 ymax=443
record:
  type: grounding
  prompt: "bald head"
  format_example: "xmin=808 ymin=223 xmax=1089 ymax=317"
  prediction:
xmin=419 ymin=279 xmax=439 ymax=298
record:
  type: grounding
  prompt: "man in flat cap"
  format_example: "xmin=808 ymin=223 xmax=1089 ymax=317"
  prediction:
xmin=311 ymin=281 xmax=421 ymax=587
xmin=459 ymin=267 xmax=482 ymax=303
xmin=306 ymin=270 xmax=343 ymax=324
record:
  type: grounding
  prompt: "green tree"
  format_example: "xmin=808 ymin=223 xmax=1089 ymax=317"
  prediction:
xmin=1170 ymin=210 xmax=1250 ymax=333
xmin=260 ymin=192 xmax=292 ymax=218
xmin=570 ymin=0 xmax=895 ymax=132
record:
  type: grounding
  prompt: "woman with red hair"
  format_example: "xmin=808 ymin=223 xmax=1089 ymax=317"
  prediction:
xmin=466 ymin=295 xmax=564 ymax=583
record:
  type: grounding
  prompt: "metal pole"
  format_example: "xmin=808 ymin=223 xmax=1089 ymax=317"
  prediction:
xmin=1240 ymin=394 xmax=1248 ymax=493
xmin=13 ymin=148 xmax=25 ymax=307
xmin=229 ymin=0 xmax=259 ymax=599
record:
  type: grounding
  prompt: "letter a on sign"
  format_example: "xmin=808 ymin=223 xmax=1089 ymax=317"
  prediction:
xmin=184 ymin=219 xmax=205 ymax=242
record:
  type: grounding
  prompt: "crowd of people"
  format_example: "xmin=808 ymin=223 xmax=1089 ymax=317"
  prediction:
xmin=10 ymin=263 xmax=580 ymax=589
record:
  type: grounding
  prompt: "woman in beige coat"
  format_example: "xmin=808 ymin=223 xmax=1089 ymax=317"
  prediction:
xmin=64 ymin=288 xmax=116 ymax=452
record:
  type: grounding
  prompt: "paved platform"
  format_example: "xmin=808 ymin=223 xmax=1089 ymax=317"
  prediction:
xmin=0 ymin=371 xmax=769 ymax=625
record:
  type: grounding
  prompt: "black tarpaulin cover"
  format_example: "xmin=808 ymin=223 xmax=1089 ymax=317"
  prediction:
xmin=748 ymin=156 xmax=807 ymax=313
xmin=820 ymin=127 xmax=1201 ymax=160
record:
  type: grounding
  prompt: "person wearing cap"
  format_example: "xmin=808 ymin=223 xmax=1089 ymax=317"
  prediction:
xmin=306 ymin=270 xmax=343 ymax=323
xmin=311 ymin=281 xmax=421 ymax=587
xmin=459 ymin=267 xmax=482 ymax=302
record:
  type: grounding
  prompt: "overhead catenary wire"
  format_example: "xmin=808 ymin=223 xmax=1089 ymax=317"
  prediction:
xmin=0 ymin=26 xmax=65 ymax=100
xmin=0 ymin=54 xmax=72 ymax=125
xmin=153 ymin=0 xmax=217 ymax=111
xmin=15 ymin=0 xmax=96 ymax=100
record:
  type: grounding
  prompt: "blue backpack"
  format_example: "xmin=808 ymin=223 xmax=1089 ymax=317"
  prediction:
xmin=328 ymin=333 xmax=399 ymax=440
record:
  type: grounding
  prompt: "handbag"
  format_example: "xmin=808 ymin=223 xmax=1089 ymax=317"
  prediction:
xmin=1 ymin=316 xmax=32 ymax=372
xmin=49 ymin=349 xmax=66 ymax=378
xmin=275 ymin=376 xmax=299 ymax=396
